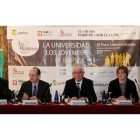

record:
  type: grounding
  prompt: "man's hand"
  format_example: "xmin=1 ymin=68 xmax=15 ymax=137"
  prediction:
xmin=115 ymin=96 xmax=126 ymax=102
xmin=78 ymin=97 xmax=86 ymax=101
xmin=23 ymin=93 xmax=29 ymax=100
xmin=68 ymin=97 xmax=78 ymax=102
xmin=29 ymin=96 xmax=38 ymax=101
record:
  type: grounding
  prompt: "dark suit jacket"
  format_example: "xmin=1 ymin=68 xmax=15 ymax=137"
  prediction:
xmin=63 ymin=77 xmax=97 ymax=102
xmin=108 ymin=78 xmax=139 ymax=102
xmin=0 ymin=78 xmax=12 ymax=101
xmin=17 ymin=80 xmax=51 ymax=102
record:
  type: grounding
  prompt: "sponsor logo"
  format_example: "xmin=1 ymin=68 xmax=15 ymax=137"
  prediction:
xmin=41 ymin=70 xmax=47 ymax=74
xmin=99 ymin=71 xmax=106 ymax=73
xmin=13 ymin=67 xmax=24 ymax=74
xmin=12 ymin=80 xmax=26 ymax=86
xmin=18 ymin=41 xmax=38 ymax=51
xmin=12 ymin=30 xmax=17 ymax=35
xmin=56 ymin=69 xmax=71 ymax=75
xmin=78 ymin=30 xmax=119 ymax=37
xmin=128 ymin=70 xmax=135 ymax=74
xmin=60 ymin=30 xmax=64 ymax=35
xmin=58 ymin=82 xmax=65 ymax=85
xmin=57 ymin=69 xmax=66 ymax=75
xmin=109 ymin=71 xmax=114 ymax=73
xmin=12 ymin=80 xmax=17 ymax=85
xmin=85 ymin=72 xmax=95 ymax=76
xmin=132 ymin=31 xmax=136 ymax=34
xmin=93 ymin=82 xmax=109 ymax=87
xmin=12 ymin=30 xmax=28 ymax=35
xmin=37 ymin=31 xmax=42 ymax=36
xmin=53 ymin=80 xmax=57 ymax=85
xmin=18 ymin=80 xmax=26 ymax=85
xmin=37 ymin=31 xmax=52 ymax=36
xmin=92 ymin=80 xmax=109 ymax=87
xmin=59 ymin=30 xmax=72 ymax=37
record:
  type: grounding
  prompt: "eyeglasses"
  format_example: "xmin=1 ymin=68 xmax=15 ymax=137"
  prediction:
xmin=72 ymin=72 xmax=83 ymax=75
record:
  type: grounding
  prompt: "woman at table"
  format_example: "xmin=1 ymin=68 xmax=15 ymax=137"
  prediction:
xmin=108 ymin=66 xmax=139 ymax=103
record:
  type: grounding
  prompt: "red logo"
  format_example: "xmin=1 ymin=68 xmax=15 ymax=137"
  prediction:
xmin=12 ymin=80 xmax=17 ymax=85
xmin=60 ymin=30 xmax=64 ymax=35
xmin=13 ymin=67 xmax=17 ymax=73
xmin=37 ymin=31 xmax=42 ymax=36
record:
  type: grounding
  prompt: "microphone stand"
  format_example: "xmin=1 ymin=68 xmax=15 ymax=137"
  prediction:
xmin=135 ymin=79 xmax=140 ymax=104
xmin=135 ymin=79 xmax=140 ymax=93
xmin=42 ymin=83 xmax=52 ymax=105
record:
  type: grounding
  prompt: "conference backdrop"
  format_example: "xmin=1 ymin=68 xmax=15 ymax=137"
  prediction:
xmin=7 ymin=26 xmax=140 ymax=101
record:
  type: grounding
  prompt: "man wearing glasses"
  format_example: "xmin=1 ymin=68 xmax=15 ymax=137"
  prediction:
xmin=63 ymin=63 xmax=97 ymax=103
xmin=17 ymin=67 xmax=51 ymax=102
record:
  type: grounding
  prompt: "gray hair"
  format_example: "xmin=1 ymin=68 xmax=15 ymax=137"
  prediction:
xmin=73 ymin=63 xmax=84 ymax=72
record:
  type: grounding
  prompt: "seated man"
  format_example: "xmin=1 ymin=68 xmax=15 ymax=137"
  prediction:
xmin=108 ymin=66 xmax=139 ymax=103
xmin=63 ymin=63 xmax=97 ymax=103
xmin=0 ymin=77 xmax=12 ymax=101
xmin=17 ymin=67 xmax=51 ymax=102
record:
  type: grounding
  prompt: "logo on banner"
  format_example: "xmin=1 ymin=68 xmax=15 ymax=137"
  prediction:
xmin=12 ymin=80 xmax=17 ymax=85
xmin=53 ymin=80 xmax=57 ymax=85
xmin=92 ymin=80 xmax=109 ymax=87
xmin=37 ymin=31 xmax=42 ymax=36
xmin=13 ymin=67 xmax=24 ymax=74
xmin=12 ymin=30 xmax=28 ymax=35
xmin=57 ymin=69 xmax=66 ymax=75
xmin=60 ymin=30 xmax=64 ymax=35
xmin=12 ymin=80 xmax=26 ymax=85
xmin=18 ymin=80 xmax=26 ymax=85
xmin=18 ymin=41 xmax=38 ymax=51
xmin=109 ymin=71 xmax=114 ymax=73
xmin=128 ymin=70 xmax=135 ymax=75
xmin=37 ymin=31 xmax=52 ymax=36
xmin=41 ymin=70 xmax=47 ymax=74
xmin=56 ymin=69 xmax=72 ymax=75
xmin=78 ymin=30 xmax=119 ymax=37
xmin=99 ymin=71 xmax=106 ymax=73
xmin=12 ymin=30 xmax=17 ymax=35
xmin=58 ymin=82 xmax=65 ymax=85
xmin=59 ymin=30 xmax=72 ymax=37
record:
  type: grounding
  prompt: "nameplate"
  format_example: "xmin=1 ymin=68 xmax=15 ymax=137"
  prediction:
xmin=0 ymin=99 xmax=7 ymax=105
xmin=23 ymin=100 xmax=38 ymax=105
xmin=117 ymin=100 xmax=132 ymax=105
xmin=70 ymin=100 xmax=85 ymax=105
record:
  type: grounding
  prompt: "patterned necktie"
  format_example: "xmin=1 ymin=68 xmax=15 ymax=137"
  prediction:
xmin=77 ymin=83 xmax=80 ymax=98
xmin=33 ymin=85 xmax=37 ymax=96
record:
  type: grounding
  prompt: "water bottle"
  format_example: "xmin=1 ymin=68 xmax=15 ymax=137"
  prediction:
xmin=54 ymin=90 xmax=59 ymax=104
xmin=102 ymin=90 xmax=106 ymax=104
xmin=11 ymin=90 xmax=15 ymax=104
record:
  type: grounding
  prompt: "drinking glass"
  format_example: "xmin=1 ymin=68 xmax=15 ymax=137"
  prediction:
xmin=107 ymin=92 xmax=112 ymax=104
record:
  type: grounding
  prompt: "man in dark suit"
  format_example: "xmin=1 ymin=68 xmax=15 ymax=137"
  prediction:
xmin=0 ymin=77 xmax=12 ymax=101
xmin=63 ymin=63 xmax=97 ymax=103
xmin=108 ymin=66 xmax=139 ymax=102
xmin=17 ymin=67 xmax=51 ymax=102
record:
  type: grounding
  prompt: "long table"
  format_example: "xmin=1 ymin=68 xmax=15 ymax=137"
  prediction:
xmin=0 ymin=102 xmax=140 ymax=114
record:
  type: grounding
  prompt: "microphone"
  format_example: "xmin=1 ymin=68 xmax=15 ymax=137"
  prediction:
xmin=75 ymin=85 xmax=95 ymax=105
xmin=41 ymin=83 xmax=52 ymax=105
xmin=135 ymin=79 xmax=140 ymax=92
